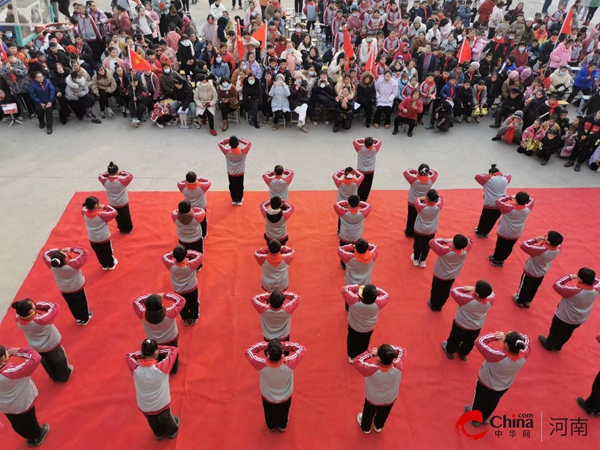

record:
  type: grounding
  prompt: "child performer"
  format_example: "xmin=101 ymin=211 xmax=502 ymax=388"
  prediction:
xmin=98 ymin=161 xmax=134 ymax=234
xmin=576 ymin=335 xmax=600 ymax=416
xmin=335 ymin=195 xmax=372 ymax=259
xmin=0 ymin=346 xmax=50 ymax=447
xmin=403 ymin=164 xmax=438 ymax=238
xmin=263 ymin=165 xmax=294 ymax=200
xmin=177 ymin=172 xmax=211 ymax=238
xmin=126 ymin=339 xmax=180 ymax=439
xmin=12 ymin=299 xmax=73 ymax=382
xmin=353 ymin=344 xmax=407 ymax=434
xmin=428 ymin=234 xmax=473 ymax=312
xmin=254 ymin=240 xmax=296 ymax=292
xmin=342 ymin=284 xmax=389 ymax=363
xmin=474 ymin=164 xmax=511 ymax=238
xmin=251 ymin=291 xmax=301 ymax=341
xmin=442 ymin=281 xmax=495 ymax=361
xmin=513 ymin=232 xmax=563 ymax=308
xmin=539 ymin=269 xmax=600 ymax=352
xmin=162 ymin=245 xmax=204 ymax=325
xmin=218 ymin=135 xmax=252 ymax=205
xmin=338 ymin=238 xmax=379 ymax=282
xmin=133 ymin=293 xmax=185 ymax=373
xmin=171 ymin=200 xmax=206 ymax=254
xmin=82 ymin=196 xmax=118 ymax=270
xmin=465 ymin=331 xmax=530 ymax=426
xmin=245 ymin=339 xmax=306 ymax=432
xmin=333 ymin=167 xmax=364 ymax=202
xmin=488 ymin=192 xmax=534 ymax=267
xmin=412 ymin=189 xmax=443 ymax=268
xmin=354 ymin=137 xmax=382 ymax=201
xmin=261 ymin=196 xmax=294 ymax=245
xmin=43 ymin=246 xmax=92 ymax=324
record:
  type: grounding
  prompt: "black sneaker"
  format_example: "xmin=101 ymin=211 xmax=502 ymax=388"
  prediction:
xmin=27 ymin=438 xmax=35 ymax=447
xmin=167 ymin=416 xmax=180 ymax=439
xmin=392 ymin=129 xmax=398 ymax=135
xmin=39 ymin=123 xmax=45 ymax=129
xmin=155 ymin=434 xmax=165 ymax=441
xmin=79 ymin=311 xmax=93 ymax=326
xmin=91 ymin=118 xmax=102 ymax=124
xmin=538 ymin=335 xmax=552 ymax=351
xmin=474 ymin=228 xmax=484 ymax=238
xmin=574 ymin=164 xmax=582 ymax=172
xmin=34 ymin=424 xmax=50 ymax=446
xmin=564 ymin=160 xmax=574 ymax=167
xmin=458 ymin=353 xmax=468 ymax=361
xmin=47 ymin=128 xmax=53 ymax=135
xmin=489 ymin=124 xmax=500 ymax=128
xmin=576 ymin=397 xmax=596 ymax=417
xmin=491 ymin=136 xmax=501 ymax=141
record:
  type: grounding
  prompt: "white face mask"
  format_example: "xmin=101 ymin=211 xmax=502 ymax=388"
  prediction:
xmin=164 ymin=68 xmax=171 ymax=73
xmin=560 ymin=70 xmax=567 ymax=75
xmin=222 ymin=83 xmax=230 ymax=88
xmin=309 ymin=70 xmax=315 ymax=76
xmin=241 ymin=64 xmax=246 ymax=70
xmin=366 ymin=37 xmax=373 ymax=42
xmin=519 ymin=46 xmax=525 ymax=51
xmin=216 ymin=57 xmax=222 ymax=63
xmin=248 ymin=79 xmax=255 ymax=85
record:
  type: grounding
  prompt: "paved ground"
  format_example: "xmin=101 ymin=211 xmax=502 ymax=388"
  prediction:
xmin=0 ymin=0 xmax=598 ymax=318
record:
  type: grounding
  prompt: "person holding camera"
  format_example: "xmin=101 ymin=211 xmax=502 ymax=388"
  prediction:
xmin=162 ymin=245 xmax=204 ymax=325
xmin=251 ymin=291 xmax=301 ymax=341
xmin=126 ymin=339 xmax=180 ymax=439
xmin=353 ymin=344 xmax=407 ymax=434
xmin=245 ymin=339 xmax=306 ymax=432
xmin=261 ymin=196 xmax=294 ymax=246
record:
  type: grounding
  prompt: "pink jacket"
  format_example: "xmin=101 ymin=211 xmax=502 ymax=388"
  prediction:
xmin=521 ymin=125 xmax=546 ymax=142
xmin=549 ymin=42 xmax=571 ymax=69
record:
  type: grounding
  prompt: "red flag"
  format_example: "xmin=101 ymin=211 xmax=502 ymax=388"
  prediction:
xmin=343 ymin=28 xmax=354 ymax=61
xmin=457 ymin=39 xmax=472 ymax=64
xmin=236 ymin=20 xmax=246 ymax=61
xmin=560 ymin=6 xmax=574 ymax=36
xmin=0 ymin=45 xmax=7 ymax=63
xmin=365 ymin=46 xmax=376 ymax=78
xmin=129 ymin=47 xmax=153 ymax=72
xmin=251 ymin=22 xmax=267 ymax=50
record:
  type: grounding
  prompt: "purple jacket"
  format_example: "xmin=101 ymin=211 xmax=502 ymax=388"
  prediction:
xmin=375 ymin=76 xmax=399 ymax=107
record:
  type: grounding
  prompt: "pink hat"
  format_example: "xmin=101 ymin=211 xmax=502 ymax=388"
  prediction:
xmin=508 ymin=71 xmax=519 ymax=80
xmin=521 ymin=68 xmax=532 ymax=80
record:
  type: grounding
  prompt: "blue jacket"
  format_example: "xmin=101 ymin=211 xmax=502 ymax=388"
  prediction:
xmin=440 ymin=82 xmax=457 ymax=100
xmin=458 ymin=5 xmax=471 ymax=26
xmin=573 ymin=64 xmax=599 ymax=90
xmin=29 ymin=78 xmax=56 ymax=105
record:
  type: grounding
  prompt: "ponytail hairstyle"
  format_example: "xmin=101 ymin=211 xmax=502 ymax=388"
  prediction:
xmin=274 ymin=165 xmax=284 ymax=175
xmin=268 ymin=291 xmax=284 ymax=309
xmin=107 ymin=161 xmax=119 ymax=175
xmin=489 ymin=163 xmax=500 ymax=174
xmin=418 ymin=163 xmax=430 ymax=176
xmin=186 ymin=171 xmax=197 ymax=183
xmin=83 ymin=196 xmax=99 ymax=210
xmin=360 ymin=284 xmax=378 ymax=304
xmin=265 ymin=339 xmax=284 ymax=362
xmin=344 ymin=166 xmax=354 ymax=177
xmin=377 ymin=343 xmax=396 ymax=365
xmin=51 ymin=251 xmax=67 ymax=268
xmin=141 ymin=339 xmax=159 ymax=358
xmin=504 ymin=331 xmax=527 ymax=355
xmin=12 ymin=299 xmax=34 ymax=317
xmin=144 ymin=294 xmax=166 ymax=325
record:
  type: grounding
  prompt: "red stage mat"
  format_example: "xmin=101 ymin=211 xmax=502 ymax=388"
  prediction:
xmin=1 ymin=189 xmax=599 ymax=449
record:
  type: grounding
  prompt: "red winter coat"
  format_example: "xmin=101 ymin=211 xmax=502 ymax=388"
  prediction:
xmin=398 ymin=97 xmax=424 ymax=121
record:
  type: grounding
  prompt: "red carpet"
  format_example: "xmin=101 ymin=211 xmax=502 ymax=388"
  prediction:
xmin=1 ymin=189 xmax=600 ymax=450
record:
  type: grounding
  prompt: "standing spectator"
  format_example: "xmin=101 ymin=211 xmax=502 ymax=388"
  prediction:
xmin=29 ymin=71 xmax=56 ymax=135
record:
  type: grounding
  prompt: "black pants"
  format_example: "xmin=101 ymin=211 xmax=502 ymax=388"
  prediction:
xmin=57 ymin=0 xmax=70 ymax=17
xmin=446 ymin=321 xmax=481 ymax=355
xmin=98 ymin=90 xmax=113 ymax=112
xmin=394 ymin=116 xmax=416 ymax=133
xmin=90 ymin=240 xmax=115 ymax=268
xmin=307 ymin=20 xmax=315 ymax=34
xmin=294 ymin=0 xmax=302 ymax=13
xmin=201 ymin=215 xmax=207 ymax=238
xmin=515 ymin=273 xmax=544 ymax=304
xmin=334 ymin=113 xmax=352 ymax=130
xmin=228 ymin=174 xmax=244 ymax=203
xmin=362 ymin=102 xmax=373 ymax=126
xmin=374 ymin=106 xmax=392 ymax=126
xmin=585 ymin=6 xmax=598 ymax=22
xmin=262 ymin=397 xmax=292 ymax=430
xmin=180 ymin=288 xmax=199 ymax=321
xmin=56 ymin=95 xmax=69 ymax=124
xmin=273 ymin=110 xmax=291 ymax=124
xmin=347 ymin=325 xmax=373 ymax=358
xmin=41 ymin=345 xmax=71 ymax=382
xmin=545 ymin=315 xmax=580 ymax=351
xmin=585 ymin=371 xmax=600 ymax=412
xmin=418 ymin=102 xmax=431 ymax=122
xmin=199 ymin=110 xmax=215 ymax=129
xmin=324 ymin=27 xmax=332 ymax=45
xmin=476 ymin=208 xmax=501 ymax=236
xmin=357 ymin=172 xmax=374 ymax=202
xmin=5 ymin=407 xmax=43 ymax=441
xmin=232 ymin=0 xmax=241 ymax=7
xmin=144 ymin=407 xmax=178 ymax=438
xmin=492 ymin=236 xmax=517 ymax=263
xmin=114 ymin=204 xmax=133 ymax=233
xmin=156 ymin=115 xmax=171 ymax=125
xmin=570 ymin=142 xmax=595 ymax=165
xmin=567 ymin=86 xmax=590 ymax=104
xmin=182 ymin=0 xmax=189 ymax=11
xmin=405 ymin=204 xmax=417 ymax=236
xmin=360 ymin=399 xmax=394 ymax=432
xmin=35 ymin=104 xmax=54 ymax=129
xmin=180 ymin=238 xmax=204 ymax=255
xmin=162 ymin=337 xmax=179 ymax=374
xmin=129 ymin=100 xmax=146 ymax=120
xmin=221 ymin=103 xmax=236 ymax=119
xmin=472 ymin=380 xmax=508 ymax=421
xmin=430 ymin=276 xmax=455 ymax=311
xmin=429 ymin=99 xmax=441 ymax=125
xmin=413 ymin=233 xmax=434 ymax=262
xmin=61 ymin=288 xmax=90 ymax=322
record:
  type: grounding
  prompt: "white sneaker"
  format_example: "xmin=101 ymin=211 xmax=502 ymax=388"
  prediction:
xmin=108 ymin=258 xmax=118 ymax=271
xmin=410 ymin=254 xmax=419 ymax=266
xmin=419 ymin=260 xmax=426 ymax=268
xmin=106 ymin=107 xmax=114 ymax=117
xmin=348 ymin=357 xmax=354 ymax=363
xmin=156 ymin=122 xmax=165 ymax=129
xmin=357 ymin=413 xmax=370 ymax=434
xmin=232 ymin=201 xmax=237 ymax=205
xmin=374 ymin=426 xmax=382 ymax=433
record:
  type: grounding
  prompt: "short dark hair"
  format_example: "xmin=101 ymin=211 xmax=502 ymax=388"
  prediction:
xmin=268 ymin=240 xmax=282 ymax=254
xmin=578 ymin=267 xmax=596 ymax=285
xmin=475 ymin=280 xmax=493 ymax=299
xmin=377 ymin=344 xmax=396 ymax=365
xmin=361 ymin=284 xmax=378 ymax=304
xmin=453 ymin=234 xmax=469 ymax=250
xmin=547 ymin=231 xmax=563 ymax=247
xmin=348 ymin=195 xmax=360 ymax=208
xmin=270 ymin=196 xmax=282 ymax=210
xmin=229 ymin=135 xmax=239 ymax=148
xmin=173 ymin=245 xmax=187 ymax=262
xmin=515 ymin=191 xmax=530 ymax=205
xmin=274 ymin=165 xmax=284 ymax=175
xmin=269 ymin=291 xmax=284 ymax=309
xmin=355 ymin=238 xmax=368 ymax=253
xmin=178 ymin=199 xmax=191 ymax=214
xmin=186 ymin=171 xmax=197 ymax=183
xmin=266 ymin=339 xmax=284 ymax=362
